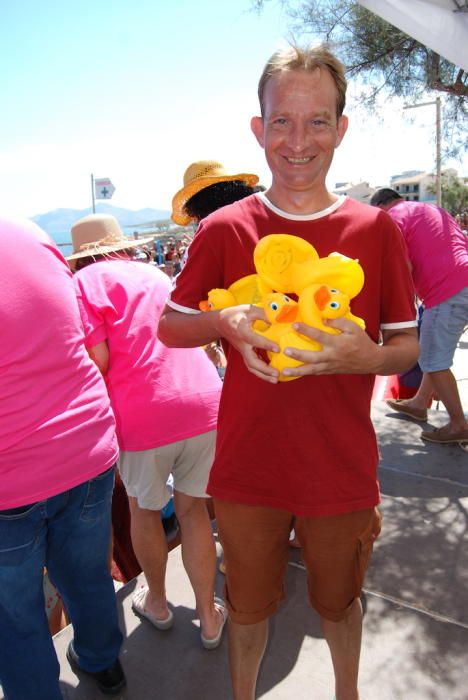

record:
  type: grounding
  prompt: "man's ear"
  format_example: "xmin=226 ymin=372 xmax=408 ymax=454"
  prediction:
xmin=335 ymin=115 xmax=348 ymax=148
xmin=251 ymin=116 xmax=265 ymax=147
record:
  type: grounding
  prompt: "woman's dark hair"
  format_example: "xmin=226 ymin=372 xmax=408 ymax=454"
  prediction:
xmin=184 ymin=180 xmax=257 ymax=222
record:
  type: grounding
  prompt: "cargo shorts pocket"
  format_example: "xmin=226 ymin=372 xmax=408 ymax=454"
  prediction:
xmin=356 ymin=508 xmax=382 ymax=588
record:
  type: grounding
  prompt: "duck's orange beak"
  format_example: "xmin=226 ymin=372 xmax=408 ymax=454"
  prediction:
xmin=314 ymin=285 xmax=331 ymax=310
xmin=199 ymin=300 xmax=210 ymax=312
xmin=276 ymin=304 xmax=298 ymax=323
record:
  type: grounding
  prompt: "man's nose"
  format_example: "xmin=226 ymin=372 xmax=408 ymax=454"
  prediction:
xmin=289 ymin=122 xmax=308 ymax=150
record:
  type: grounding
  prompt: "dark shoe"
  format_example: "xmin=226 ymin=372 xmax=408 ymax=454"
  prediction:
xmin=66 ymin=641 xmax=126 ymax=695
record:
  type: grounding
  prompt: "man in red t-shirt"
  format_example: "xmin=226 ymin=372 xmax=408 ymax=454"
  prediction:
xmin=159 ymin=45 xmax=418 ymax=700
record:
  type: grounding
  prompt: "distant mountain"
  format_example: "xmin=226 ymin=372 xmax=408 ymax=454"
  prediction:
xmin=32 ymin=203 xmax=171 ymax=236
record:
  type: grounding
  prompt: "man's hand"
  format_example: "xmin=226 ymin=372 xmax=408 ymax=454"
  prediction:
xmin=281 ymin=317 xmax=418 ymax=378
xmin=215 ymin=304 xmax=280 ymax=383
xmin=281 ymin=317 xmax=381 ymax=377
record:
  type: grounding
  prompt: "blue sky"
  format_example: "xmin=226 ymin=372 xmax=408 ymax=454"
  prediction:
xmin=1 ymin=0 xmax=465 ymax=218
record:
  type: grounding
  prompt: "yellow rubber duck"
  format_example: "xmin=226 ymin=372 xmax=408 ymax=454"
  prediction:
xmin=253 ymin=234 xmax=319 ymax=294
xmin=253 ymin=234 xmax=364 ymax=297
xmin=199 ymin=274 xmax=270 ymax=311
xmin=255 ymin=293 xmax=321 ymax=382
xmin=298 ymin=284 xmax=365 ymax=345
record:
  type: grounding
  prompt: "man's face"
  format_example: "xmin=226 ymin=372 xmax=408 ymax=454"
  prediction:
xmin=251 ymin=68 xmax=348 ymax=206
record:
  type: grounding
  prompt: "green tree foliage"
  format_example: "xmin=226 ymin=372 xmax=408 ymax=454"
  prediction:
xmin=253 ymin=0 xmax=467 ymax=154
xmin=428 ymin=171 xmax=468 ymax=216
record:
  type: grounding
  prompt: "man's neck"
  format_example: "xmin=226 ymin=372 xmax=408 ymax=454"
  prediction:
xmin=264 ymin=186 xmax=337 ymax=216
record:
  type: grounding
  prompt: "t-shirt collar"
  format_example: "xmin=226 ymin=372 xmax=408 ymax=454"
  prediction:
xmin=255 ymin=191 xmax=347 ymax=221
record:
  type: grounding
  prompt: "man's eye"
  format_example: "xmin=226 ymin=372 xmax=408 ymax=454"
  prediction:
xmin=311 ymin=120 xmax=329 ymax=129
xmin=273 ymin=118 xmax=287 ymax=125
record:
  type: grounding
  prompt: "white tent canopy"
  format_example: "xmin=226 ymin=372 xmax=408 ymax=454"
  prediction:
xmin=358 ymin=0 xmax=468 ymax=71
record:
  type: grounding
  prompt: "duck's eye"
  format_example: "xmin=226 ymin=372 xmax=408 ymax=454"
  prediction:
xmin=330 ymin=288 xmax=338 ymax=294
xmin=208 ymin=302 xmax=214 ymax=309
xmin=330 ymin=301 xmax=340 ymax=309
xmin=283 ymin=295 xmax=290 ymax=302
xmin=270 ymin=302 xmax=279 ymax=311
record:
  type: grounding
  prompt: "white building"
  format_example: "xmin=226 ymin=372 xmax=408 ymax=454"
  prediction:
xmin=389 ymin=170 xmax=436 ymax=203
xmin=332 ymin=181 xmax=375 ymax=204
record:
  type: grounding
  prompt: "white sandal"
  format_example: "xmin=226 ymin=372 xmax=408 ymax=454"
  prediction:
xmin=200 ymin=597 xmax=228 ymax=650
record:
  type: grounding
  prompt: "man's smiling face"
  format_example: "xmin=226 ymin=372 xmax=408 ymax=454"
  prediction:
xmin=251 ymin=67 xmax=348 ymax=210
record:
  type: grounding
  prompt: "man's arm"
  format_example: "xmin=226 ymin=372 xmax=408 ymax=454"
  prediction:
xmin=279 ymin=318 xmax=419 ymax=378
xmin=158 ymin=305 xmax=281 ymax=383
xmin=87 ymin=340 xmax=110 ymax=375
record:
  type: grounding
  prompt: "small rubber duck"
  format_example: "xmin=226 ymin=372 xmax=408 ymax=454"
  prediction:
xmin=299 ymin=284 xmax=366 ymax=338
xmin=255 ymin=293 xmax=321 ymax=381
xmin=199 ymin=288 xmax=236 ymax=311
xmin=199 ymin=274 xmax=270 ymax=311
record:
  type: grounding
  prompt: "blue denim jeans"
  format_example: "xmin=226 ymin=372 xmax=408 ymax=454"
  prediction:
xmin=0 ymin=466 xmax=123 ymax=700
xmin=419 ymin=286 xmax=468 ymax=372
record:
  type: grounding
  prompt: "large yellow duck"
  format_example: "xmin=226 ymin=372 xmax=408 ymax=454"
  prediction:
xmin=254 ymin=234 xmax=364 ymax=298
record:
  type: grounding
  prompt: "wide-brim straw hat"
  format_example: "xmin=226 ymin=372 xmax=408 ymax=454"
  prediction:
xmin=171 ymin=160 xmax=259 ymax=226
xmin=66 ymin=214 xmax=154 ymax=268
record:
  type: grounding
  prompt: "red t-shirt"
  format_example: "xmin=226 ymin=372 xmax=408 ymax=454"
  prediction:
xmin=169 ymin=194 xmax=416 ymax=516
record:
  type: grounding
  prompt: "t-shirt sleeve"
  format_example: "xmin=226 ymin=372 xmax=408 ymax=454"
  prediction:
xmin=168 ymin=221 xmax=225 ymax=313
xmin=73 ymin=275 xmax=108 ymax=348
xmin=379 ymin=213 xmax=417 ymax=329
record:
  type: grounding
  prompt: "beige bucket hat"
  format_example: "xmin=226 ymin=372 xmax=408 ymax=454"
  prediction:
xmin=171 ymin=160 xmax=259 ymax=226
xmin=66 ymin=214 xmax=153 ymax=268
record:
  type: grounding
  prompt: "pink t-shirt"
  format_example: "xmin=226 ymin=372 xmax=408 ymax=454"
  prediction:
xmin=74 ymin=259 xmax=221 ymax=451
xmin=387 ymin=200 xmax=468 ymax=308
xmin=0 ymin=216 xmax=118 ymax=510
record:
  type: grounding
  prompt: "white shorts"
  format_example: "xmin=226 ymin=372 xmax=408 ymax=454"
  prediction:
xmin=118 ymin=430 xmax=216 ymax=511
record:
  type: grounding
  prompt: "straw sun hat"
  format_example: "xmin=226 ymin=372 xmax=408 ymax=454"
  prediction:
xmin=171 ymin=160 xmax=259 ymax=226
xmin=66 ymin=214 xmax=153 ymax=268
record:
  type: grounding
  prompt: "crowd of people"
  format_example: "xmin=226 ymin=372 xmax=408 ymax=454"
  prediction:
xmin=1 ymin=41 xmax=467 ymax=700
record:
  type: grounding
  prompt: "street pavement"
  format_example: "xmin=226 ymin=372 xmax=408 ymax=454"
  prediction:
xmin=8 ymin=331 xmax=468 ymax=700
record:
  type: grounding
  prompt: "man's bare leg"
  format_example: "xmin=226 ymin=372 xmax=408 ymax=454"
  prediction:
xmin=228 ymin=619 xmax=269 ymax=700
xmin=128 ymin=497 xmax=171 ymax=620
xmin=321 ymin=597 xmax=362 ymax=700
xmin=427 ymin=368 xmax=468 ymax=433
xmin=174 ymin=491 xmax=222 ymax=640
xmin=397 ymin=372 xmax=434 ymax=411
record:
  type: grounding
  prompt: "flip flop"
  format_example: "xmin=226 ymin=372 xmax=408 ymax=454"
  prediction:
xmin=201 ymin=597 xmax=228 ymax=650
xmin=421 ymin=426 xmax=468 ymax=444
xmin=385 ymin=399 xmax=428 ymax=422
xmin=132 ymin=586 xmax=174 ymax=630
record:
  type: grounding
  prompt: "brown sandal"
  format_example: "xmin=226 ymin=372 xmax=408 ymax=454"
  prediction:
xmin=385 ymin=399 xmax=428 ymax=422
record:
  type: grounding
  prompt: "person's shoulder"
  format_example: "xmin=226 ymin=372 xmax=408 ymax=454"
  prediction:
xmin=340 ymin=196 xmax=389 ymax=224
xmin=75 ymin=259 xmax=127 ymax=288
xmin=116 ymin=259 xmax=171 ymax=288
xmin=200 ymin=193 xmax=260 ymax=228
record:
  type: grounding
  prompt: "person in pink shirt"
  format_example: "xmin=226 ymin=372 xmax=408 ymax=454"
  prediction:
xmin=371 ymin=188 xmax=468 ymax=444
xmin=0 ymin=215 xmax=125 ymax=699
xmin=68 ymin=213 xmax=227 ymax=649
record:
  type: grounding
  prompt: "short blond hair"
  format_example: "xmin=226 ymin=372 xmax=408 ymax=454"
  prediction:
xmin=258 ymin=44 xmax=347 ymax=118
